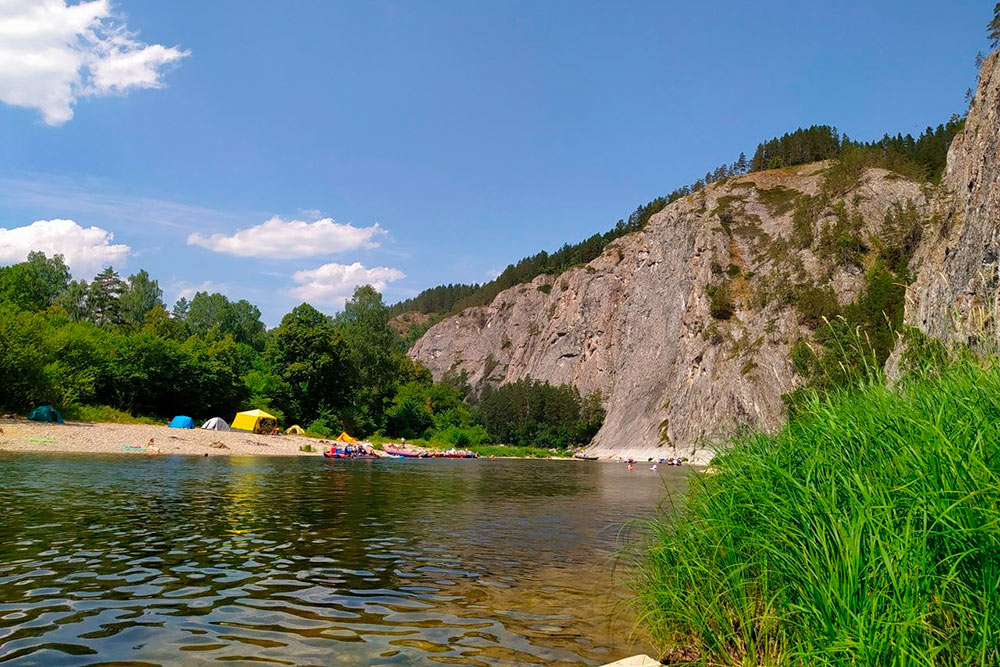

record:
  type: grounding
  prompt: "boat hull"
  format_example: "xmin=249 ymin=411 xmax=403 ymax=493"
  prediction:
xmin=384 ymin=448 xmax=423 ymax=458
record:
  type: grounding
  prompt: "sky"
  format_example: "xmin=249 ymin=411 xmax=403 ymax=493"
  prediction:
xmin=0 ymin=1 xmax=990 ymax=325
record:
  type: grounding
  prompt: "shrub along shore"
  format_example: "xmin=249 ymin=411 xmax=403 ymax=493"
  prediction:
xmin=631 ymin=359 xmax=1000 ymax=665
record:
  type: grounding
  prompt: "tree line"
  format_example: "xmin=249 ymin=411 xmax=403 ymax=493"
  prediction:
xmin=0 ymin=253 xmax=602 ymax=449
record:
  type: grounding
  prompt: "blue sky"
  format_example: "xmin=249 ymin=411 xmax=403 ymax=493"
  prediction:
xmin=0 ymin=1 xmax=989 ymax=325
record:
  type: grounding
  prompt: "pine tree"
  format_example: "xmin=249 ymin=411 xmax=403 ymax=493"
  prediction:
xmin=119 ymin=270 xmax=163 ymax=328
xmin=735 ymin=152 xmax=748 ymax=174
xmin=173 ymin=297 xmax=190 ymax=320
xmin=990 ymin=4 xmax=1000 ymax=47
xmin=87 ymin=267 xmax=125 ymax=327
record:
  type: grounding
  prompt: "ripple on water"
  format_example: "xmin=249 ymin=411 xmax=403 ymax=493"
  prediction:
xmin=0 ymin=454 xmax=683 ymax=665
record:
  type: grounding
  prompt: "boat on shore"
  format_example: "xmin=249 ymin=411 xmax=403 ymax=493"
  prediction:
xmin=430 ymin=449 xmax=478 ymax=459
xmin=324 ymin=446 xmax=379 ymax=459
xmin=574 ymin=453 xmax=599 ymax=461
xmin=382 ymin=446 xmax=477 ymax=459
xmin=384 ymin=447 xmax=426 ymax=458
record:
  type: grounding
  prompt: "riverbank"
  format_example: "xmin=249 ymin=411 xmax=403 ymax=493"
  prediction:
xmin=632 ymin=360 xmax=1000 ymax=663
xmin=0 ymin=418 xmax=590 ymax=460
xmin=0 ymin=418 xmax=325 ymax=457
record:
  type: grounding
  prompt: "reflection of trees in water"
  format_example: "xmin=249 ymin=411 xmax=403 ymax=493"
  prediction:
xmin=0 ymin=455 xmax=670 ymax=665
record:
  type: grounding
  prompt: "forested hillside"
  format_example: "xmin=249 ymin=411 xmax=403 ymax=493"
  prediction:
xmin=0 ymin=255 xmax=600 ymax=449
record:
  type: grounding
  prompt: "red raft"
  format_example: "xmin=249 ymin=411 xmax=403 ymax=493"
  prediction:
xmin=323 ymin=447 xmax=379 ymax=459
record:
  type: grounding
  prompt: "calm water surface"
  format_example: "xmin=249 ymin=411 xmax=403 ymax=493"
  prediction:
xmin=0 ymin=454 xmax=683 ymax=666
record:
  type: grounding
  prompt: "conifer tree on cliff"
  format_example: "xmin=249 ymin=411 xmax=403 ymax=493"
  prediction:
xmin=990 ymin=3 xmax=1000 ymax=47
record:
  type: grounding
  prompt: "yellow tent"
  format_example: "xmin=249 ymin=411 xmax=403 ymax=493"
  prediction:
xmin=232 ymin=409 xmax=277 ymax=432
xmin=335 ymin=431 xmax=357 ymax=443
xmin=286 ymin=425 xmax=305 ymax=435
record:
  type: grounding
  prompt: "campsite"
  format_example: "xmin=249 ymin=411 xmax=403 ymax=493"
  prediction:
xmin=0 ymin=415 xmax=324 ymax=458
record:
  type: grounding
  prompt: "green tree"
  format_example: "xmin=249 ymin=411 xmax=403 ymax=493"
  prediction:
xmin=267 ymin=303 xmax=355 ymax=424
xmin=87 ymin=267 xmax=125 ymax=327
xmin=336 ymin=285 xmax=397 ymax=432
xmin=180 ymin=335 xmax=253 ymax=417
xmin=385 ymin=381 xmax=434 ymax=438
xmin=0 ymin=252 xmax=71 ymax=310
xmin=0 ymin=305 xmax=50 ymax=410
xmin=187 ymin=291 xmax=266 ymax=349
xmin=53 ymin=280 xmax=90 ymax=322
xmin=990 ymin=3 xmax=1000 ymax=47
xmin=172 ymin=296 xmax=190 ymax=320
xmin=141 ymin=304 xmax=189 ymax=340
xmin=119 ymin=270 xmax=164 ymax=329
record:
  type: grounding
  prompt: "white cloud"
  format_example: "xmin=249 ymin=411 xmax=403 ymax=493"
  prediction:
xmin=0 ymin=218 xmax=130 ymax=277
xmin=0 ymin=0 xmax=188 ymax=125
xmin=289 ymin=262 xmax=405 ymax=306
xmin=188 ymin=216 xmax=386 ymax=258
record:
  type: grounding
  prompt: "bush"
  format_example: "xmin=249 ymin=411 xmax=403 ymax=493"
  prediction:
xmin=793 ymin=284 xmax=840 ymax=329
xmin=306 ymin=418 xmax=333 ymax=438
xmin=431 ymin=424 xmax=488 ymax=447
xmin=632 ymin=361 xmax=1000 ymax=664
xmin=0 ymin=306 xmax=50 ymax=410
xmin=61 ymin=404 xmax=159 ymax=424
xmin=708 ymin=282 xmax=735 ymax=320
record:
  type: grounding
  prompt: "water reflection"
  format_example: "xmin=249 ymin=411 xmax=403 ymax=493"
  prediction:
xmin=0 ymin=454 xmax=681 ymax=665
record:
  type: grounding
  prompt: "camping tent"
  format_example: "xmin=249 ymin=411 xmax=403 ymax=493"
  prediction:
xmin=169 ymin=415 xmax=194 ymax=429
xmin=335 ymin=431 xmax=358 ymax=443
xmin=286 ymin=425 xmax=305 ymax=435
xmin=201 ymin=417 xmax=230 ymax=431
xmin=231 ymin=409 xmax=277 ymax=432
xmin=27 ymin=406 xmax=63 ymax=424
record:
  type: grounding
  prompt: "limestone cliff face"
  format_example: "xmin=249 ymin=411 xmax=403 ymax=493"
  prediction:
xmin=411 ymin=165 xmax=930 ymax=462
xmin=902 ymin=51 xmax=1000 ymax=348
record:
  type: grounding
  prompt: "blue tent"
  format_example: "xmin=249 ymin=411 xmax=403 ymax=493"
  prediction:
xmin=27 ymin=405 xmax=63 ymax=424
xmin=168 ymin=415 xmax=194 ymax=429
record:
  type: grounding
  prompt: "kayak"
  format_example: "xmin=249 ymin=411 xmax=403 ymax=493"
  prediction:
xmin=323 ymin=448 xmax=379 ymax=459
xmin=384 ymin=447 xmax=425 ymax=458
xmin=430 ymin=451 xmax=478 ymax=459
xmin=574 ymin=453 xmax=599 ymax=460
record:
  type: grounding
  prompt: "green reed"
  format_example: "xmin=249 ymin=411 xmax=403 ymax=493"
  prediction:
xmin=632 ymin=360 xmax=1000 ymax=665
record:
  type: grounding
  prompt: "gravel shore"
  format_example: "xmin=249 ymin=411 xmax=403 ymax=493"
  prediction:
xmin=0 ymin=418 xmax=328 ymax=457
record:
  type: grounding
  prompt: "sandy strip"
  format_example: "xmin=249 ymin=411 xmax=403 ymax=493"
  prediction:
xmin=0 ymin=418 xmax=330 ymax=457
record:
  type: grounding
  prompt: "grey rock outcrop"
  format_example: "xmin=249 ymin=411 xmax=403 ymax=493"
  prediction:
xmin=902 ymin=51 xmax=1000 ymax=349
xmin=411 ymin=165 xmax=930 ymax=462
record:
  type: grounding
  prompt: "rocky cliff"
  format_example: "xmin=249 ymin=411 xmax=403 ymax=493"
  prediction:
xmin=901 ymin=51 xmax=1000 ymax=350
xmin=410 ymin=163 xmax=932 ymax=462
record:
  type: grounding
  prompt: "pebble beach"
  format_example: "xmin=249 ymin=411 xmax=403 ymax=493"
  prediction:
xmin=0 ymin=418 xmax=327 ymax=457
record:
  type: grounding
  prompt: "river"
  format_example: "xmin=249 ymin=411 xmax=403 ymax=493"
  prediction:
xmin=0 ymin=454 xmax=683 ymax=665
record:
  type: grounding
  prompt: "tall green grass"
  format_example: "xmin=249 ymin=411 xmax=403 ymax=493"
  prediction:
xmin=633 ymin=360 xmax=1000 ymax=665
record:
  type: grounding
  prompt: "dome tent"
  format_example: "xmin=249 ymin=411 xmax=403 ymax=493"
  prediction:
xmin=27 ymin=406 xmax=63 ymax=424
xmin=286 ymin=425 xmax=305 ymax=435
xmin=231 ymin=409 xmax=277 ymax=433
xmin=201 ymin=417 xmax=230 ymax=431
xmin=168 ymin=416 xmax=194 ymax=429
